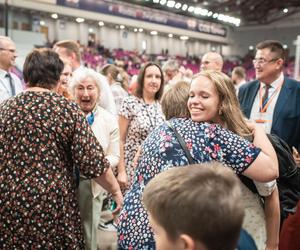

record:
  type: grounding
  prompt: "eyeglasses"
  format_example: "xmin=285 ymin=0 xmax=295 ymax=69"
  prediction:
xmin=252 ymin=57 xmax=279 ymax=65
xmin=0 ymin=48 xmax=16 ymax=53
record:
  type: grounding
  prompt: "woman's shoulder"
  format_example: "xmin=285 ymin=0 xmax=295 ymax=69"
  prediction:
xmin=97 ymin=106 xmax=117 ymax=121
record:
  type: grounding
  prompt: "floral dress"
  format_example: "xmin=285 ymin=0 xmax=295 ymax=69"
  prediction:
xmin=0 ymin=91 xmax=109 ymax=249
xmin=119 ymin=95 xmax=164 ymax=189
xmin=117 ymin=118 xmax=261 ymax=249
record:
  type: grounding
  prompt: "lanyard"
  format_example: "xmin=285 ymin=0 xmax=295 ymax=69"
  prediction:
xmin=259 ymin=81 xmax=283 ymax=113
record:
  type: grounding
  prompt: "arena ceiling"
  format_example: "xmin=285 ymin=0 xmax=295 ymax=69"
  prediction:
xmin=119 ymin=0 xmax=300 ymax=26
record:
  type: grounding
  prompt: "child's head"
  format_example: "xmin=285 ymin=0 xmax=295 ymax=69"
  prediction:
xmin=143 ymin=162 xmax=244 ymax=250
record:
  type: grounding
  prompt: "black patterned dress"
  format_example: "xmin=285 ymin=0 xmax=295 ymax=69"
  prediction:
xmin=0 ymin=91 xmax=109 ymax=249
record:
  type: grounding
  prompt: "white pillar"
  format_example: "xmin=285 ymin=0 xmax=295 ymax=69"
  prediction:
xmin=294 ymin=35 xmax=300 ymax=80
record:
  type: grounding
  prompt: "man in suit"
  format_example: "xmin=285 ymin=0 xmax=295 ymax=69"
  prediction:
xmin=0 ymin=36 xmax=23 ymax=103
xmin=200 ymin=51 xmax=223 ymax=71
xmin=238 ymin=40 xmax=300 ymax=164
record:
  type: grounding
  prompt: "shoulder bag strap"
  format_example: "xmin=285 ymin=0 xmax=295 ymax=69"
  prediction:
xmin=166 ymin=121 xmax=196 ymax=164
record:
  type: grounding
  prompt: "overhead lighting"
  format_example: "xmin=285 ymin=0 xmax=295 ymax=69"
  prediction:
xmin=153 ymin=0 xmax=159 ymax=3
xmin=283 ymin=44 xmax=288 ymax=49
xmin=168 ymin=33 xmax=173 ymax=38
xmin=167 ymin=0 xmax=175 ymax=8
xmin=139 ymin=28 xmax=143 ymax=32
xmin=249 ymin=45 xmax=254 ymax=50
xmin=76 ymin=17 xmax=85 ymax=23
xmin=207 ymin=11 xmax=213 ymax=17
xmin=160 ymin=0 xmax=167 ymax=5
xmin=134 ymin=28 xmax=138 ymax=32
xmin=180 ymin=35 xmax=189 ymax=40
xmin=182 ymin=4 xmax=188 ymax=11
xmin=150 ymin=30 xmax=158 ymax=35
xmin=88 ymin=28 xmax=94 ymax=33
xmin=283 ymin=8 xmax=288 ymax=13
xmin=51 ymin=13 xmax=58 ymax=19
xmin=120 ymin=25 xmax=125 ymax=29
xmin=175 ymin=2 xmax=182 ymax=9
xmin=188 ymin=6 xmax=195 ymax=12
xmin=98 ymin=21 xmax=104 ymax=26
xmin=212 ymin=13 xmax=219 ymax=18
xmin=40 ymin=20 xmax=45 ymax=26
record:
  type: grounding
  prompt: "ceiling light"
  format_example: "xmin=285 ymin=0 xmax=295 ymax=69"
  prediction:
xmin=167 ymin=0 xmax=175 ymax=8
xmin=98 ymin=21 xmax=104 ymax=26
xmin=283 ymin=44 xmax=288 ymax=49
xmin=182 ymin=4 xmax=188 ymax=11
xmin=207 ymin=11 xmax=213 ymax=17
xmin=180 ymin=35 xmax=189 ymax=40
xmin=40 ymin=20 xmax=45 ymax=26
xmin=51 ymin=13 xmax=58 ymax=19
xmin=168 ymin=33 xmax=173 ymax=38
xmin=153 ymin=0 xmax=159 ymax=3
xmin=120 ymin=25 xmax=125 ymax=29
xmin=249 ymin=45 xmax=254 ymax=50
xmin=88 ymin=28 xmax=94 ymax=33
xmin=283 ymin=8 xmax=288 ymax=13
xmin=139 ymin=28 xmax=143 ymax=32
xmin=160 ymin=0 xmax=167 ymax=5
xmin=76 ymin=17 xmax=85 ymax=23
xmin=175 ymin=2 xmax=182 ymax=9
xmin=188 ymin=6 xmax=195 ymax=12
xmin=150 ymin=30 xmax=158 ymax=35
xmin=212 ymin=13 xmax=219 ymax=18
xmin=134 ymin=28 xmax=138 ymax=32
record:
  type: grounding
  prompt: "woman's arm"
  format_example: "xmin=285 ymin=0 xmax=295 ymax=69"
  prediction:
xmin=264 ymin=187 xmax=280 ymax=250
xmin=117 ymin=115 xmax=130 ymax=189
xmin=94 ymin=167 xmax=123 ymax=215
xmin=243 ymin=123 xmax=278 ymax=182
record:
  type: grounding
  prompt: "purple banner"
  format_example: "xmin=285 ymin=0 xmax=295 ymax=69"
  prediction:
xmin=57 ymin=0 xmax=227 ymax=37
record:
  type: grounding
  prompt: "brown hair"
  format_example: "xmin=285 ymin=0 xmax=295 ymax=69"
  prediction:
xmin=232 ymin=66 xmax=246 ymax=79
xmin=161 ymin=81 xmax=190 ymax=120
xmin=135 ymin=62 xmax=164 ymax=100
xmin=54 ymin=40 xmax=81 ymax=62
xmin=23 ymin=48 xmax=64 ymax=89
xmin=143 ymin=162 xmax=244 ymax=250
xmin=192 ymin=70 xmax=251 ymax=137
xmin=256 ymin=40 xmax=285 ymax=62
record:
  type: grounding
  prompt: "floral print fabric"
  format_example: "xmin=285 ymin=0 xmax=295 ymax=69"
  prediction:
xmin=0 ymin=91 xmax=109 ymax=249
xmin=119 ymin=95 xmax=164 ymax=189
xmin=117 ymin=118 xmax=261 ymax=249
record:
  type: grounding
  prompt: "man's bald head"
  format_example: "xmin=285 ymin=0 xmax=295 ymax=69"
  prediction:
xmin=200 ymin=52 xmax=223 ymax=71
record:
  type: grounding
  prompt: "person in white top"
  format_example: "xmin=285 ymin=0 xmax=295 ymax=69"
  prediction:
xmin=70 ymin=68 xmax=120 ymax=250
xmin=0 ymin=36 xmax=23 ymax=103
xmin=53 ymin=40 xmax=117 ymax=115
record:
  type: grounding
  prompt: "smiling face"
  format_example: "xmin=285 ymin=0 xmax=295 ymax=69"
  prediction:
xmin=188 ymin=75 xmax=221 ymax=124
xmin=142 ymin=65 xmax=162 ymax=98
xmin=254 ymin=48 xmax=283 ymax=84
xmin=74 ymin=76 xmax=99 ymax=114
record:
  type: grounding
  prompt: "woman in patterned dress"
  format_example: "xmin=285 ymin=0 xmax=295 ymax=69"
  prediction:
xmin=118 ymin=62 xmax=165 ymax=191
xmin=117 ymin=81 xmax=278 ymax=250
xmin=0 ymin=49 xmax=123 ymax=249
xmin=188 ymin=71 xmax=280 ymax=250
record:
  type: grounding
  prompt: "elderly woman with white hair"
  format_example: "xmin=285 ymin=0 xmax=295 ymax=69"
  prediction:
xmin=70 ymin=68 xmax=120 ymax=250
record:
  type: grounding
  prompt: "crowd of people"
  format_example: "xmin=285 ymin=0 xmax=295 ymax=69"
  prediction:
xmin=0 ymin=35 xmax=300 ymax=250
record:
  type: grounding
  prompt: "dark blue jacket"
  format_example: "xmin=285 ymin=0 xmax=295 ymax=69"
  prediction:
xmin=238 ymin=77 xmax=300 ymax=151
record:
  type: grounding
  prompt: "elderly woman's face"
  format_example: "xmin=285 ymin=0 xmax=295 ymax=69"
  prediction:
xmin=74 ymin=76 xmax=99 ymax=114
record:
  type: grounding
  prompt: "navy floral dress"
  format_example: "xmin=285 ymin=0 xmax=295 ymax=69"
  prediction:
xmin=0 ymin=91 xmax=109 ymax=249
xmin=117 ymin=118 xmax=261 ymax=249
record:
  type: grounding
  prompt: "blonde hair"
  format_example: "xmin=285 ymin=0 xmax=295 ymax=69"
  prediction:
xmin=192 ymin=70 xmax=251 ymax=137
xmin=161 ymin=81 xmax=190 ymax=120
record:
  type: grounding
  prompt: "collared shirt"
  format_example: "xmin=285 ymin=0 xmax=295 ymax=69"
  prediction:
xmin=0 ymin=68 xmax=23 ymax=103
xmin=250 ymin=72 xmax=284 ymax=133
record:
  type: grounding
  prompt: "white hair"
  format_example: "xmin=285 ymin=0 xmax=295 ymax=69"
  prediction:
xmin=70 ymin=68 xmax=117 ymax=115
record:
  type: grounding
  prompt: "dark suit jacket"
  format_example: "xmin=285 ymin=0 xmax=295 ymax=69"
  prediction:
xmin=238 ymin=77 xmax=300 ymax=151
